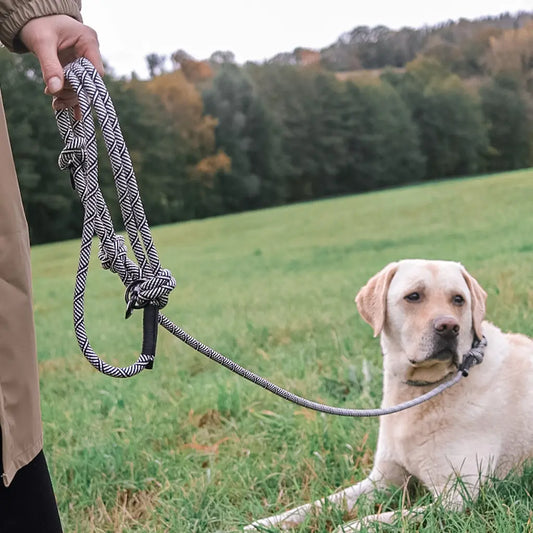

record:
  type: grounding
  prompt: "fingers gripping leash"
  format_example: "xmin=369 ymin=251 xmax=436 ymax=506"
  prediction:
xmin=55 ymin=58 xmax=486 ymax=414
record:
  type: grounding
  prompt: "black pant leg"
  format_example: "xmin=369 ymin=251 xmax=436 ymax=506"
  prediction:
xmin=0 ymin=434 xmax=62 ymax=533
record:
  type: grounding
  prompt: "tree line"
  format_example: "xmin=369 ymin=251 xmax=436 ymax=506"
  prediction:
xmin=0 ymin=13 xmax=532 ymax=244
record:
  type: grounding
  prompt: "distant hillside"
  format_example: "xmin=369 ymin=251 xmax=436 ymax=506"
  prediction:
xmin=268 ymin=11 xmax=533 ymax=76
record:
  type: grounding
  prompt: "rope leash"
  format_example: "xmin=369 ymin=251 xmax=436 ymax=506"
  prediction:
xmin=56 ymin=58 xmax=175 ymax=377
xmin=55 ymin=57 xmax=485 ymax=416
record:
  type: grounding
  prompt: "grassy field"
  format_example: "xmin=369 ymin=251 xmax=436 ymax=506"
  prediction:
xmin=32 ymin=169 xmax=533 ymax=532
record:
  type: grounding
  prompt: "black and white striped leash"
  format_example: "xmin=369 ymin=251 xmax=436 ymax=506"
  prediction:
xmin=55 ymin=57 xmax=485 ymax=415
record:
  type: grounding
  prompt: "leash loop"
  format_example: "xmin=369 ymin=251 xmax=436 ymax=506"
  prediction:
xmin=56 ymin=57 xmax=175 ymax=377
xmin=55 ymin=58 xmax=485 ymax=413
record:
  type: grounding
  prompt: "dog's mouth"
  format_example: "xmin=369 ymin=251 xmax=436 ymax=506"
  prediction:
xmin=428 ymin=336 xmax=459 ymax=362
xmin=408 ymin=339 xmax=459 ymax=367
xmin=428 ymin=348 xmax=457 ymax=362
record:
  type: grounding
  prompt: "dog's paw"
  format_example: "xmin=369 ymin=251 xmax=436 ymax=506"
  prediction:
xmin=244 ymin=504 xmax=313 ymax=531
xmin=333 ymin=508 xmax=425 ymax=532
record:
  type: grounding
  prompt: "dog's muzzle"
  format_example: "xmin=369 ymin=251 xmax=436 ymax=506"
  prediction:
xmin=428 ymin=315 xmax=460 ymax=361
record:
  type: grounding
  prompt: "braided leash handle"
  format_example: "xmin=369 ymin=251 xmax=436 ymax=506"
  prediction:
xmin=55 ymin=58 xmax=176 ymax=377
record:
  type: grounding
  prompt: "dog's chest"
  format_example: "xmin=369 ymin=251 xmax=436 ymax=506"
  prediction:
xmin=382 ymin=408 xmax=453 ymax=478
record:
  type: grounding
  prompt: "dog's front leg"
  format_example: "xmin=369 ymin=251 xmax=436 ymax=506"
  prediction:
xmin=244 ymin=453 xmax=407 ymax=531
xmin=244 ymin=476 xmax=381 ymax=531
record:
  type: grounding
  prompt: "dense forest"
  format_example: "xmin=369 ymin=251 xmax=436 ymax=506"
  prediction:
xmin=1 ymin=11 xmax=532 ymax=243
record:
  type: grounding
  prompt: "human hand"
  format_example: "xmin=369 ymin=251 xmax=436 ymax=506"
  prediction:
xmin=19 ymin=14 xmax=104 ymax=118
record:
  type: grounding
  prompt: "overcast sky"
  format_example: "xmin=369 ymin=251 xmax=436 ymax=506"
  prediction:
xmin=81 ymin=0 xmax=532 ymax=78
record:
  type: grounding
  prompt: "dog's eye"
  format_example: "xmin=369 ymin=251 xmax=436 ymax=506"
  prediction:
xmin=453 ymin=295 xmax=465 ymax=306
xmin=404 ymin=292 xmax=421 ymax=302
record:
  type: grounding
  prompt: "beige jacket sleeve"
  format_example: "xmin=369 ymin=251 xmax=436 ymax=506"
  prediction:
xmin=0 ymin=0 xmax=82 ymax=52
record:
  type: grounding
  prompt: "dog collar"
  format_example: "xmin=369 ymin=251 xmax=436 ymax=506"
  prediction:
xmin=457 ymin=335 xmax=487 ymax=377
xmin=404 ymin=371 xmax=456 ymax=387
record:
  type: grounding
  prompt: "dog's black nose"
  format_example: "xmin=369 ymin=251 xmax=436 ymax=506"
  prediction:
xmin=433 ymin=316 xmax=460 ymax=337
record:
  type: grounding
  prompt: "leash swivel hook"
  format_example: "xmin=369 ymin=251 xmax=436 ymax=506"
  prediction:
xmin=124 ymin=279 xmax=148 ymax=319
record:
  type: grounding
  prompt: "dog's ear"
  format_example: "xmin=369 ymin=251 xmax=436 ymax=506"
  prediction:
xmin=461 ymin=266 xmax=487 ymax=340
xmin=355 ymin=262 xmax=399 ymax=337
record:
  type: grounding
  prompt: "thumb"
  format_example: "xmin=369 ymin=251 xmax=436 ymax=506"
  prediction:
xmin=34 ymin=40 xmax=65 ymax=94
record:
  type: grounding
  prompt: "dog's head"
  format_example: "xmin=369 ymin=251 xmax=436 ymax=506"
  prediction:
xmin=355 ymin=260 xmax=487 ymax=375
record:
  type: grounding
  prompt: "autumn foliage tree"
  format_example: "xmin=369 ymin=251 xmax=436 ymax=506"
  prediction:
xmin=144 ymin=70 xmax=230 ymax=216
xmin=171 ymin=49 xmax=214 ymax=84
xmin=485 ymin=22 xmax=533 ymax=92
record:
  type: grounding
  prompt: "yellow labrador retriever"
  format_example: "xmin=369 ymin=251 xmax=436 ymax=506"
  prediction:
xmin=246 ymin=259 xmax=533 ymax=531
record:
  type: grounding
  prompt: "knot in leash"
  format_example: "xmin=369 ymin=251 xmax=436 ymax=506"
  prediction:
xmin=124 ymin=270 xmax=176 ymax=319
xmin=130 ymin=269 xmax=176 ymax=310
xmin=58 ymin=133 xmax=85 ymax=171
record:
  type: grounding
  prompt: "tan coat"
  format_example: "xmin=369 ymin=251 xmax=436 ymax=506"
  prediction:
xmin=0 ymin=0 xmax=82 ymax=486
xmin=0 ymin=93 xmax=42 ymax=487
xmin=0 ymin=0 xmax=81 ymax=51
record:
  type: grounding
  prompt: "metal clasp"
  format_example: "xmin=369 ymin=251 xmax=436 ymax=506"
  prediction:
xmin=124 ymin=279 xmax=148 ymax=319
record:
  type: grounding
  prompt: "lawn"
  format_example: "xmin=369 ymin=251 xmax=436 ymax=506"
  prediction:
xmin=32 ymin=168 xmax=533 ymax=532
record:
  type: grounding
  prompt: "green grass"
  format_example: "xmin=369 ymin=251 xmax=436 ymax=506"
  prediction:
xmin=32 ymin=169 xmax=533 ymax=532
